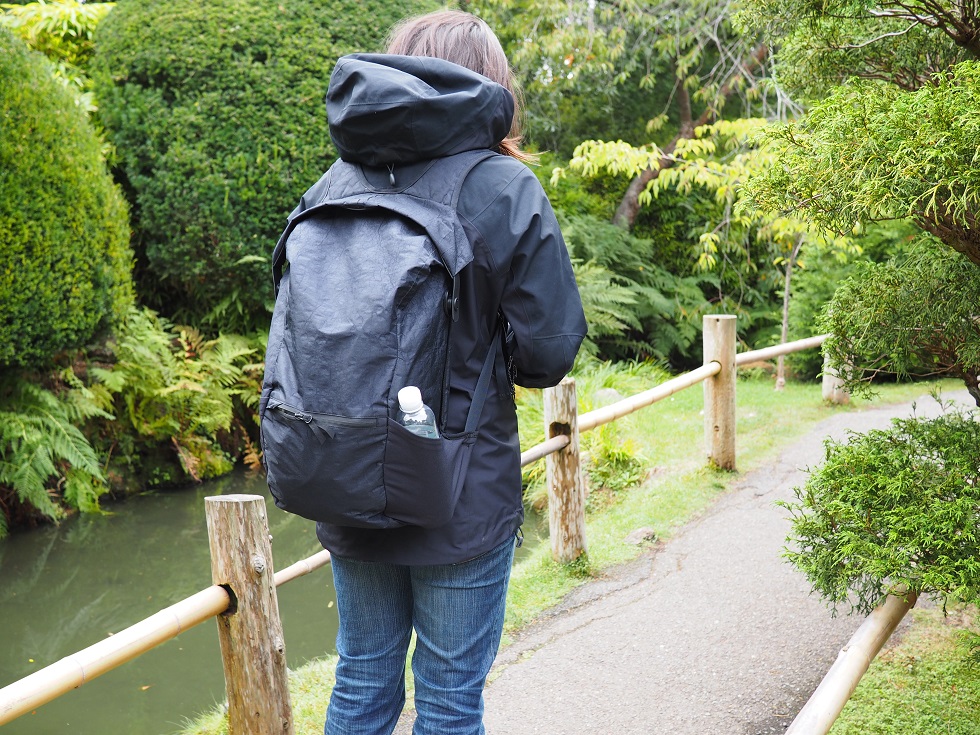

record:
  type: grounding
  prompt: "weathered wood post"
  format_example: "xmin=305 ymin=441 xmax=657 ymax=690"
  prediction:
xmin=544 ymin=377 xmax=587 ymax=562
xmin=821 ymin=351 xmax=849 ymax=405
xmin=703 ymin=315 xmax=737 ymax=470
xmin=205 ymin=495 xmax=293 ymax=735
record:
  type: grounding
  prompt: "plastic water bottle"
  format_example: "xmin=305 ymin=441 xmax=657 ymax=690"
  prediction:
xmin=397 ymin=386 xmax=439 ymax=438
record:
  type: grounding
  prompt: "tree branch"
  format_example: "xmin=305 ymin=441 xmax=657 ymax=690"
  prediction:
xmin=613 ymin=42 xmax=769 ymax=229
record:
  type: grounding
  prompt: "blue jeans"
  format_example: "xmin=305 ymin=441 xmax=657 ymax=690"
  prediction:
xmin=324 ymin=538 xmax=516 ymax=735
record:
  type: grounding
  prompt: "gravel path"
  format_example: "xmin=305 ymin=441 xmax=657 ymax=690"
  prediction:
xmin=476 ymin=391 xmax=968 ymax=735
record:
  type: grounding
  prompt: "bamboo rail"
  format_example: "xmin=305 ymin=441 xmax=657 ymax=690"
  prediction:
xmin=785 ymin=591 xmax=917 ymax=735
xmin=577 ymin=362 xmax=721 ymax=433
xmin=0 ymin=586 xmax=231 ymax=726
xmin=0 ymin=320 xmax=842 ymax=730
xmin=0 ymin=546 xmax=332 ymax=727
xmin=274 ymin=549 xmax=332 ymax=586
xmin=736 ymin=334 xmax=828 ymax=366
xmin=520 ymin=434 xmax=571 ymax=467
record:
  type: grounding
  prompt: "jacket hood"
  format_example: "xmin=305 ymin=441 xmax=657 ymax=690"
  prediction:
xmin=326 ymin=53 xmax=514 ymax=166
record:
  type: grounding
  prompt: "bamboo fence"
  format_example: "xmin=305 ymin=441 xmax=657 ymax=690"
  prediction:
xmin=1 ymin=317 xmax=881 ymax=734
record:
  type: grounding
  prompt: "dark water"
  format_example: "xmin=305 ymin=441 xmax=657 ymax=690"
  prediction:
xmin=0 ymin=470 xmax=543 ymax=734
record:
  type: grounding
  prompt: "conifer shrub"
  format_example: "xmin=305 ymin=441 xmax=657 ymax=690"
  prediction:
xmin=92 ymin=0 xmax=436 ymax=333
xmin=782 ymin=406 xmax=980 ymax=614
xmin=0 ymin=27 xmax=133 ymax=368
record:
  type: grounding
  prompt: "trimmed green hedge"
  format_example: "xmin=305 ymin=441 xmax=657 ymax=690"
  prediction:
xmin=0 ymin=27 xmax=133 ymax=368
xmin=93 ymin=0 xmax=437 ymax=333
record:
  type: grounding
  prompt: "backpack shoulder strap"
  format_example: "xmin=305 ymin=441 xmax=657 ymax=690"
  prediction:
xmin=412 ymin=150 xmax=498 ymax=321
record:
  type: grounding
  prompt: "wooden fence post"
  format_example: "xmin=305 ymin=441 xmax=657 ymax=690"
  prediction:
xmin=703 ymin=315 xmax=737 ymax=471
xmin=545 ymin=377 xmax=587 ymax=563
xmin=821 ymin=351 xmax=849 ymax=405
xmin=205 ymin=495 xmax=293 ymax=735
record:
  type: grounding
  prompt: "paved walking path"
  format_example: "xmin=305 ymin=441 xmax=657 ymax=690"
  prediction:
xmin=478 ymin=390 xmax=968 ymax=735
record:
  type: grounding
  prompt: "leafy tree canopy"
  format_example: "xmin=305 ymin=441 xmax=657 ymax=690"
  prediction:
xmin=479 ymin=0 xmax=780 ymax=164
xmin=736 ymin=0 xmax=979 ymax=97
xmin=746 ymin=61 xmax=980 ymax=267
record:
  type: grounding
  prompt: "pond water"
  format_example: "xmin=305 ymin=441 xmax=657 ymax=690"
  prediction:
xmin=0 ymin=469 xmax=544 ymax=734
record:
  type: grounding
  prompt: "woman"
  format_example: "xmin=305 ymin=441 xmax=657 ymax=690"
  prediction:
xmin=306 ymin=10 xmax=587 ymax=735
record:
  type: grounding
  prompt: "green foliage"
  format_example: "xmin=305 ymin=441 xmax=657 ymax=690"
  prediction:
xmin=93 ymin=0 xmax=436 ymax=334
xmin=0 ymin=306 xmax=264 ymax=534
xmin=0 ymin=27 xmax=133 ymax=369
xmin=747 ymin=62 xmax=980 ymax=267
xmin=0 ymin=0 xmax=114 ymax=109
xmin=561 ymin=212 xmax=708 ymax=362
xmin=533 ymin=151 xmax=621 ymax=221
xmin=822 ymin=239 xmax=980 ymax=405
xmin=90 ymin=308 xmax=261 ymax=487
xmin=735 ymin=0 xmax=972 ymax=98
xmin=0 ymin=373 xmax=111 ymax=538
xmin=560 ymin=119 xmax=856 ymax=364
xmin=483 ymin=0 xmax=770 ymax=155
xmin=585 ymin=433 xmax=646 ymax=506
xmin=517 ymin=358 xmax=669 ymax=508
xmin=781 ymin=406 xmax=980 ymax=615
xmin=786 ymin=220 xmax=919 ymax=380
xmin=570 ymin=258 xmax=642 ymax=358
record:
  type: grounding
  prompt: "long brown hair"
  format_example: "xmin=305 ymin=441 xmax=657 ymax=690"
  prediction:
xmin=386 ymin=10 xmax=534 ymax=163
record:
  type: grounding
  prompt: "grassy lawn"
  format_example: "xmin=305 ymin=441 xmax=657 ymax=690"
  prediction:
xmin=831 ymin=605 xmax=980 ymax=735
xmin=176 ymin=374 xmax=966 ymax=735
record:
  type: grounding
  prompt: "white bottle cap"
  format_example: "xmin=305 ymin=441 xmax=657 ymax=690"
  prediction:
xmin=397 ymin=386 xmax=423 ymax=414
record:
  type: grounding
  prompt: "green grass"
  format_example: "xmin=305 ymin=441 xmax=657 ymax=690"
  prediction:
xmin=175 ymin=374 xmax=966 ymax=735
xmin=831 ymin=606 xmax=980 ymax=735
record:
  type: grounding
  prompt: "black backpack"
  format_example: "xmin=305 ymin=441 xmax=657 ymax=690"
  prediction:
xmin=259 ymin=150 xmax=498 ymax=529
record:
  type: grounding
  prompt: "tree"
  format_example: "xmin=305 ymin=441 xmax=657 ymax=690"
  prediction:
xmin=739 ymin=0 xmax=980 ymax=394
xmin=558 ymin=119 xmax=854 ymax=369
xmin=735 ymin=0 xmax=979 ymax=96
xmin=481 ymin=0 xmax=780 ymax=226
xmin=746 ymin=61 xmax=980 ymax=268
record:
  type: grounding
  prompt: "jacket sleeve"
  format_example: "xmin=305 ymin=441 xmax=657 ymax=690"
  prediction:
xmin=472 ymin=166 xmax=587 ymax=389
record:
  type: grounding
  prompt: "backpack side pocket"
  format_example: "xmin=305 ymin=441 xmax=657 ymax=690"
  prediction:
xmin=382 ymin=418 xmax=476 ymax=528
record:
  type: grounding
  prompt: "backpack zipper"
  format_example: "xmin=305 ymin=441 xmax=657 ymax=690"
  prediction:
xmin=268 ymin=401 xmax=378 ymax=428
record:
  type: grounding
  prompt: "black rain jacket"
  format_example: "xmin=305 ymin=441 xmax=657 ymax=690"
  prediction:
xmin=303 ymin=54 xmax=587 ymax=564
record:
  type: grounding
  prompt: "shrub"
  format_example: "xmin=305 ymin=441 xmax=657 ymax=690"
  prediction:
xmin=822 ymin=238 xmax=980 ymax=406
xmin=781 ymin=406 xmax=980 ymax=615
xmin=0 ymin=27 xmax=133 ymax=368
xmin=93 ymin=0 xmax=437 ymax=334
xmin=0 ymin=0 xmax=115 ymax=111
xmin=559 ymin=212 xmax=711 ymax=363
xmin=517 ymin=358 xmax=668 ymax=509
xmin=786 ymin=220 xmax=920 ymax=381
